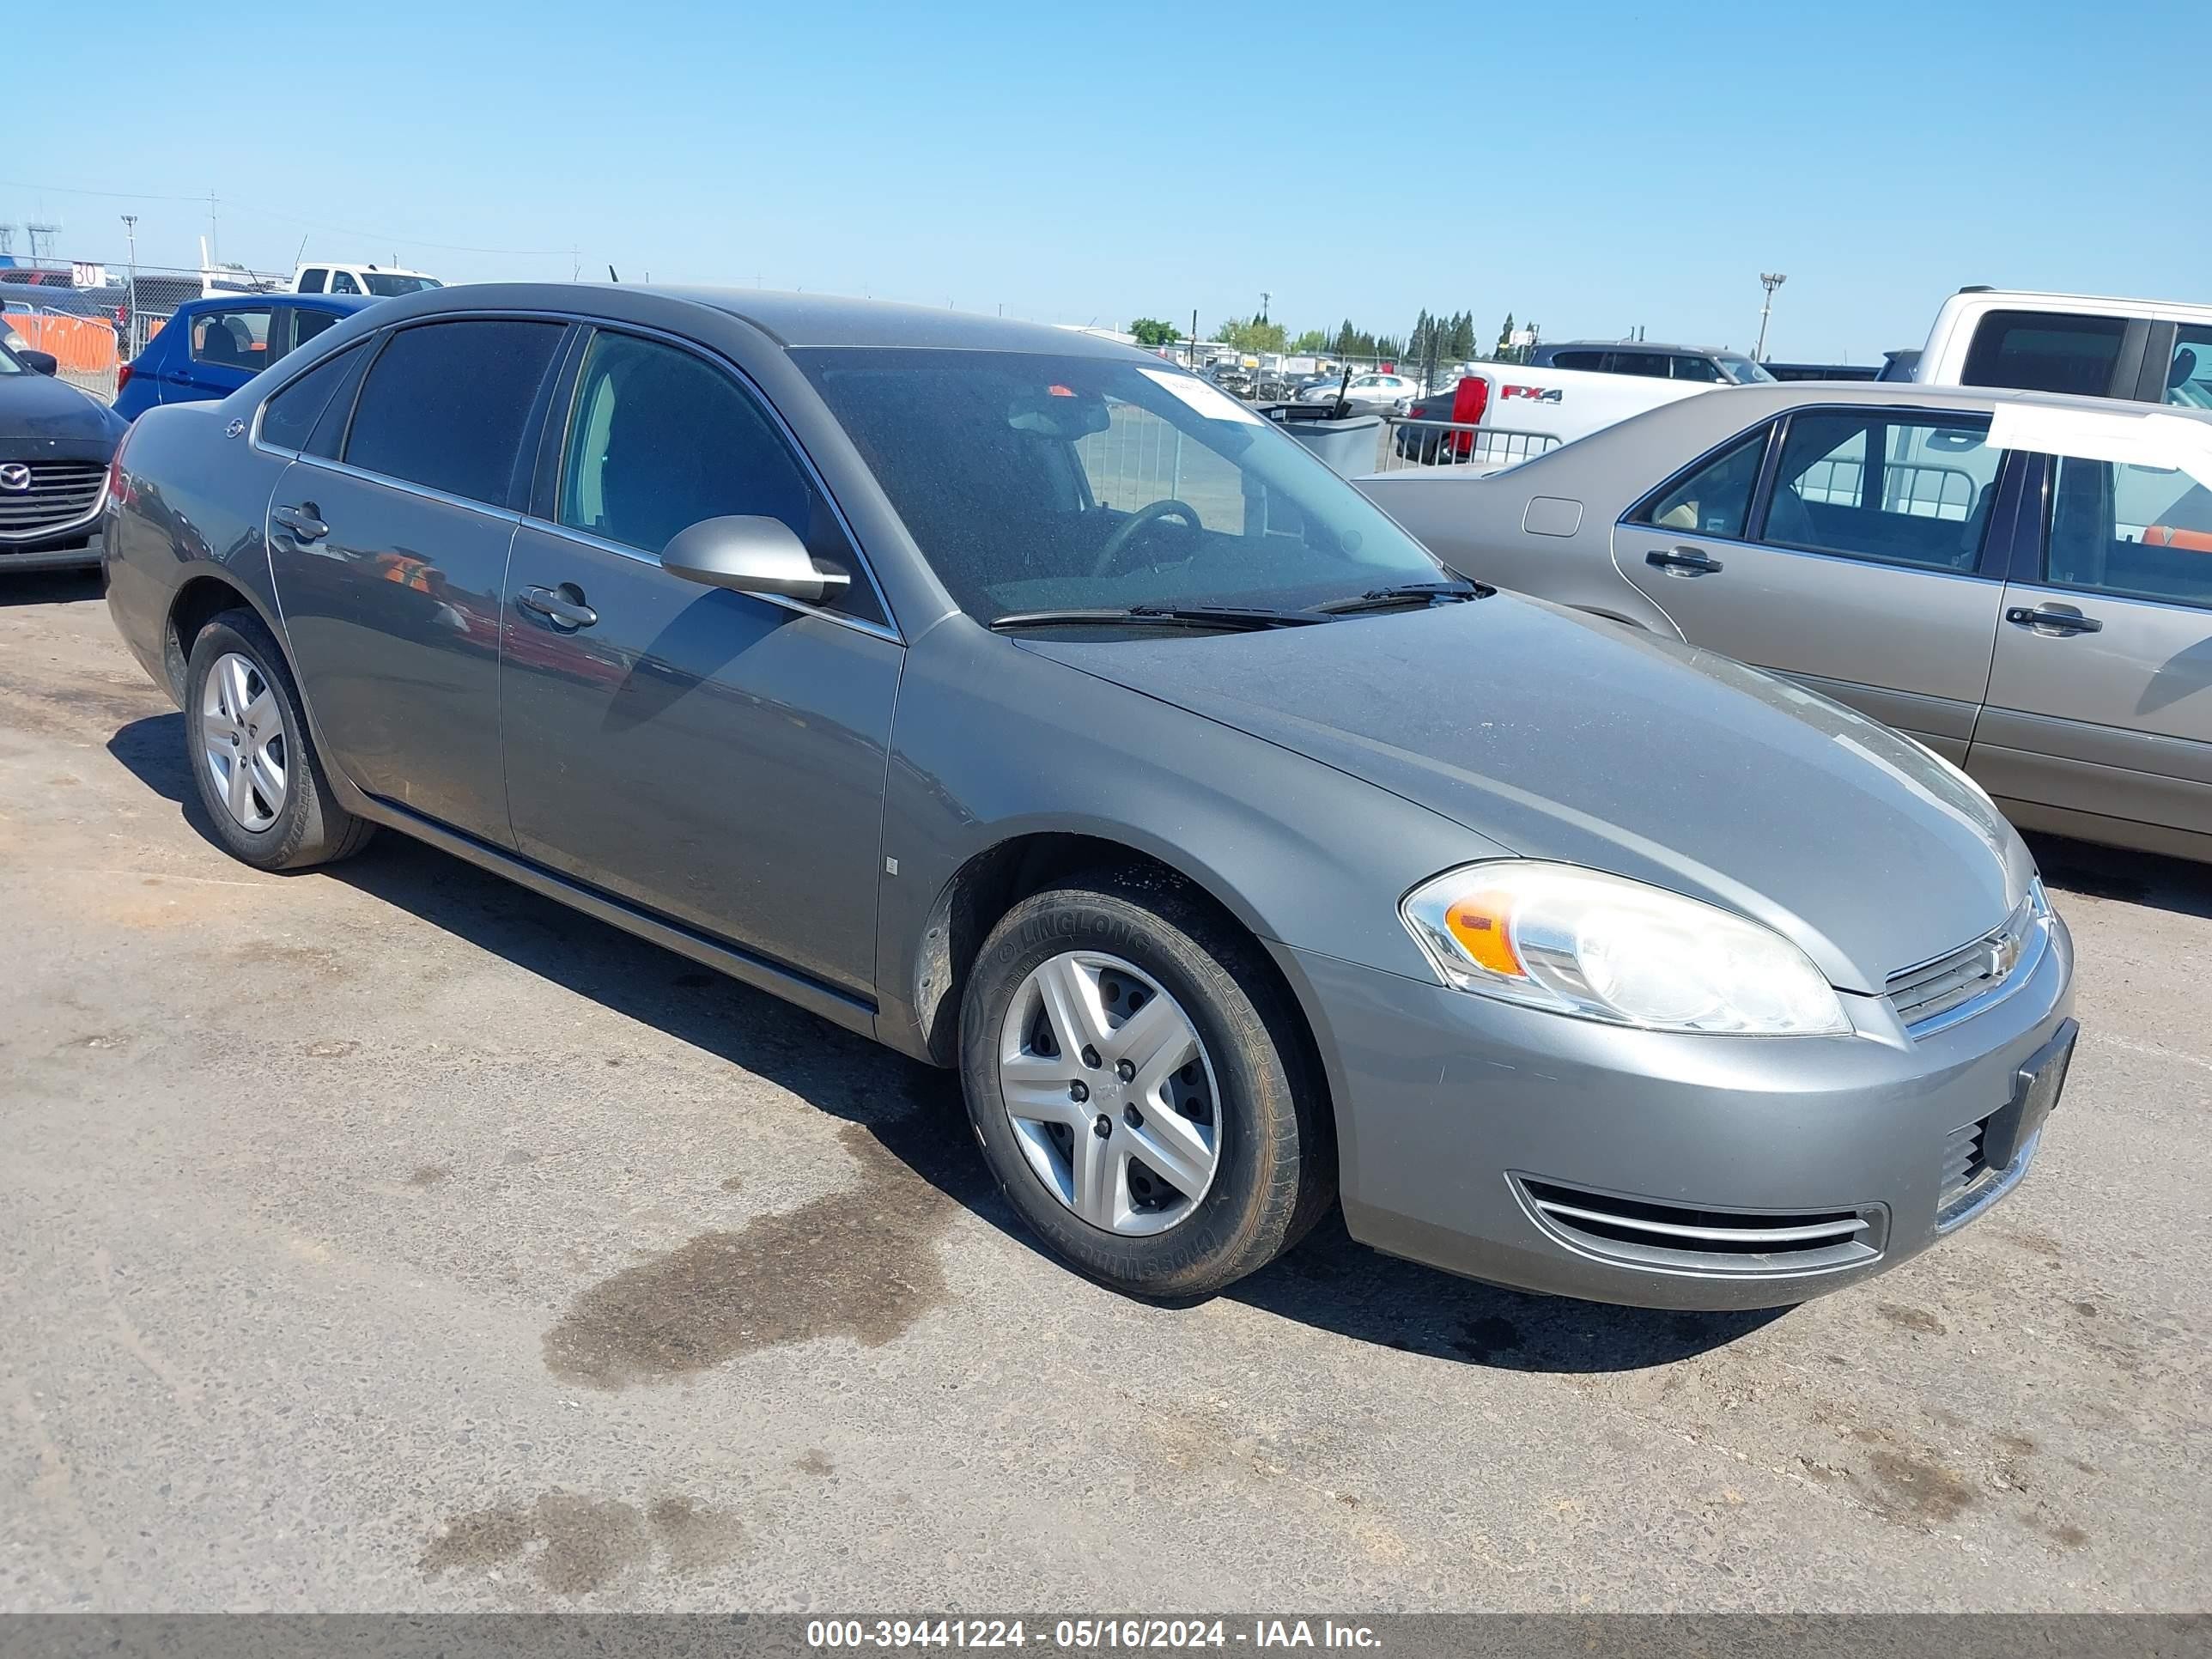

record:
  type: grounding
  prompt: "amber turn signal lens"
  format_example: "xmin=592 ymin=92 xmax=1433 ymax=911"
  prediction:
xmin=1444 ymin=893 xmax=1524 ymax=978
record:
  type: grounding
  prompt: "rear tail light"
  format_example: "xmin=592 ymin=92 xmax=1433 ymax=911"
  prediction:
xmin=1449 ymin=375 xmax=1488 ymax=459
xmin=116 ymin=362 xmax=133 ymax=395
xmin=106 ymin=427 xmax=132 ymax=511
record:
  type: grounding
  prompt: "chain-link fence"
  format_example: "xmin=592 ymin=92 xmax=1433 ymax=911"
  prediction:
xmin=3 ymin=263 xmax=230 ymax=402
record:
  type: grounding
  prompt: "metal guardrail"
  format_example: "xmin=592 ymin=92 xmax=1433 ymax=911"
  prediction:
xmin=1373 ymin=418 xmax=1561 ymax=473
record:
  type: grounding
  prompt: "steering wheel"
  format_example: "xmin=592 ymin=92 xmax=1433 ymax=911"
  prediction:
xmin=1091 ymin=498 xmax=1203 ymax=578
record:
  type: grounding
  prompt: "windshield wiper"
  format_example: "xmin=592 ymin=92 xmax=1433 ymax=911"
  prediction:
xmin=989 ymin=605 xmax=1332 ymax=633
xmin=1313 ymin=579 xmax=1492 ymax=616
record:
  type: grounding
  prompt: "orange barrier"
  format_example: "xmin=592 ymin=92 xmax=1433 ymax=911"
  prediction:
xmin=0 ymin=307 xmax=120 ymax=375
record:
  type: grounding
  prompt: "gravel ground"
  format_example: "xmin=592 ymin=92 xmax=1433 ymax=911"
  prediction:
xmin=2 ymin=572 xmax=2207 ymax=1612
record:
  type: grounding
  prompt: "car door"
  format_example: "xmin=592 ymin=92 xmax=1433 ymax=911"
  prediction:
xmin=1613 ymin=406 xmax=2013 ymax=758
xmin=500 ymin=325 xmax=902 ymax=999
xmin=264 ymin=315 xmax=570 ymax=845
xmin=1972 ymin=453 xmax=2212 ymax=846
xmin=166 ymin=304 xmax=274 ymax=404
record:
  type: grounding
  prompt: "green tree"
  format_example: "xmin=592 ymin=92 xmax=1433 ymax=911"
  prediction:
xmin=1290 ymin=329 xmax=1328 ymax=353
xmin=1212 ymin=314 xmax=1288 ymax=354
xmin=1448 ymin=310 xmax=1476 ymax=361
xmin=1127 ymin=318 xmax=1179 ymax=347
xmin=1494 ymin=313 xmax=1516 ymax=359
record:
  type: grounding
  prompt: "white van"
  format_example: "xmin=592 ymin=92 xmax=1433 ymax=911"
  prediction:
xmin=289 ymin=263 xmax=443 ymax=299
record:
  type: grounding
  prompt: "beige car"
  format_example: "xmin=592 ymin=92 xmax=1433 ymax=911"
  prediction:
xmin=1360 ymin=381 xmax=2212 ymax=862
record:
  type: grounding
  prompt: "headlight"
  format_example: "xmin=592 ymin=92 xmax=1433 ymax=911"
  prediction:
xmin=1400 ymin=861 xmax=1850 ymax=1036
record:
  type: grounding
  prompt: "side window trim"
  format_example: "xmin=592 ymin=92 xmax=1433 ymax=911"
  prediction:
xmin=250 ymin=338 xmax=368 ymax=455
xmin=1620 ymin=417 xmax=1782 ymax=532
xmin=534 ymin=318 xmax=902 ymax=640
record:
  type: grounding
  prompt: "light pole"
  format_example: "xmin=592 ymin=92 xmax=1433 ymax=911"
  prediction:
xmin=120 ymin=215 xmax=140 ymax=356
xmin=1754 ymin=272 xmax=1787 ymax=362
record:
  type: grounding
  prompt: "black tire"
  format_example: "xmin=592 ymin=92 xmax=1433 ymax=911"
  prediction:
xmin=958 ymin=871 xmax=1335 ymax=1298
xmin=182 ymin=607 xmax=375 ymax=872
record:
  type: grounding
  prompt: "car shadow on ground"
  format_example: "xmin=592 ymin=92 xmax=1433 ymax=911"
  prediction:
xmin=112 ymin=708 xmax=1778 ymax=1373
xmin=1 ymin=568 xmax=103 ymax=608
xmin=2027 ymin=831 xmax=2212 ymax=921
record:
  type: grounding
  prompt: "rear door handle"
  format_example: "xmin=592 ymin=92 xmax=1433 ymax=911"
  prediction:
xmin=517 ymin=583 xmax=599 ymax=629
xmin=271 ymin=503 xmax=327 ymax=542
xmin=2005 ymin=605 xmax=2103 ymax=636
xmin=1646 ymin=545 xmax=1723 ymax=575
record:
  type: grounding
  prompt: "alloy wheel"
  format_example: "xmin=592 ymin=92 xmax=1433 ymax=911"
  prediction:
xmin=200 ymin=652 xmax=288 ymax=832
xmin=996 ymin=951 xmax=1221 ymax=1235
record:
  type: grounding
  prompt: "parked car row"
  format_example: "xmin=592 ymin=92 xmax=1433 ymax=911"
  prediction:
xmin=99 ymin=283 xmax=2080 ymax=1315
xmin=1360 ymin=380 xmax=2212 ymax=863
xmin=0 ymin=334 xmax=128 ymax=571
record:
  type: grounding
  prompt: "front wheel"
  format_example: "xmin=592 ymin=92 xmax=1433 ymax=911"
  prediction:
xmin=958 ymin=874 xmax=1334 ymax=1297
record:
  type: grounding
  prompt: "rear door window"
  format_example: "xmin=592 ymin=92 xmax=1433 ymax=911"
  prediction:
xmin=2047 ymin=455 xmax=2212 ymax=609
xmin=1960 ymin=310 xmax=2126 ymax=397
xmin=1550 ymin=350 xmax=1603 ymax=372
xmin=191 ymin=308 xmax=273 ymax=373
xmin=343 ymin=319 xmax=565 ymax=507
xmin=295 ymin=269 xmax=326 ymax=295
xmin=1668 ymin=356 xmax=1724 ymax=382
xmin=1760 ymin=411 xmax=2003 ymax=570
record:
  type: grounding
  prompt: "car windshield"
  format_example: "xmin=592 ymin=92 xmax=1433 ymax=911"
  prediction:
xmin=361 ymin=274 xmax=441 ymax=296
xmin=798 ymin=348 xmax=1449 ymax=623
xmin=1718 ymin=356 xmax=1777 ymax=385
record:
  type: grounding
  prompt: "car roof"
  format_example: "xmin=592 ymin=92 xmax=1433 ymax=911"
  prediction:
xmin=1675 ymin=381 xmax=2212 ymax=423
xmin=181 ymin=292 xmax=379 ymax=314
xmin=372 ymin=282 xmax=1160 ymax=359
xmin=1543 ymin=340 xmax=1749 ymax=358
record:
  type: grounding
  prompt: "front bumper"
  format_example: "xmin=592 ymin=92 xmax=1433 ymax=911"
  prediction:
xmin=0 ymin=525 xmax=104 ymax=571
xmin=1279 ymin=909 xmax=2075 ymax=1310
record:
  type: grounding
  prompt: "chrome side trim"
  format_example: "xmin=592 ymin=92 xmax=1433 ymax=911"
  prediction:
xmin=1528 ymin=1198 xmax=1868 ymax=1247
xmin=274 ymin=452 xmax=525 ymax=524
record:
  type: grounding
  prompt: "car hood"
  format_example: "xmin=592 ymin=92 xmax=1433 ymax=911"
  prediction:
xmin=1022 ymin=597 xmax=2033 ymax=995
xmin=0 ymin=369 xmax=122 ymax=444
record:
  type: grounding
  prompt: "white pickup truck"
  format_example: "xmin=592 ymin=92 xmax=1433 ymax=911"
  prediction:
xmin=1401 ymin=289 xmax=2212 ymax=468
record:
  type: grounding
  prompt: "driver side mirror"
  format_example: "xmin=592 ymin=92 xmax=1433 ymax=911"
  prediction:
xmin=660 ymin=515 xmax=851 ymax=606
xmin=19 ymin=349 xmax=59 ymax=376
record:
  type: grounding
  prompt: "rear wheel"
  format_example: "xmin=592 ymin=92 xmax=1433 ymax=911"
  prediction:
xmin=959 ymin=873 xmax=1334 ymax=1297
xmin=184 ymin=608 xmax=374 ymax=871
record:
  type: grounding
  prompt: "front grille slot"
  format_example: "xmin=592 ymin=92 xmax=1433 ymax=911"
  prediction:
xmin=1941 ymin=1116 xmax=1991 ymax=1209
xmin=1516 ymin=1177 xmax=1882 ymax=1275
xmin=0 ymin=460 xmax=106 ymax=537
xmin=1887 ymin=892 xmax=2040 ymax=1036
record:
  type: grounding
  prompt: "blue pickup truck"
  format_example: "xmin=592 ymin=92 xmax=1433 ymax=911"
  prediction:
xmin=113 ymin=293 xmax=375 ymax=422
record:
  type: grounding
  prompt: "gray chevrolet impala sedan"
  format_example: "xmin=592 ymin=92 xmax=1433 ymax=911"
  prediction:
xmin=104 ymin=285 xmax=2077 ymax=1308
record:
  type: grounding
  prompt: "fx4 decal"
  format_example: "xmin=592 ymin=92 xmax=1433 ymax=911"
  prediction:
xmin=1500 ymin=385 xmax=1565 ymax=404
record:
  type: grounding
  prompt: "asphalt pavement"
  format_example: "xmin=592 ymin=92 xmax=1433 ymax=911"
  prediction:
xmin=2 ymin=572 xmax=2207 ymax=1611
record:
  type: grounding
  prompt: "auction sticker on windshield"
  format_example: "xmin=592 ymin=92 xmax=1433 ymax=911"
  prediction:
xmin=1139 ymin=367 xmax=1266 ymax=425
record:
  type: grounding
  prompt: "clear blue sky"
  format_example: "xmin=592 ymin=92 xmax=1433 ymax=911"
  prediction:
xmin=8 ymin=0 xmax=2205 ymax=362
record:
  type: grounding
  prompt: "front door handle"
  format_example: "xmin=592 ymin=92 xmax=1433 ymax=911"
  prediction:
xmin=517 ymin=583 xmax=599 ymax=630
xmin=271 ymin=503 xmax=328 ymax=542
xmin=1646 ymin=545 xmax=1724 ymax=575
xmin=2005 ymin=605 xmax=2103 ymax=636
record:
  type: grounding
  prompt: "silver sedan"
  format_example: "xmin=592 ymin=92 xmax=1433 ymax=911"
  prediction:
xmin=1359 ymin=382 xmax=2212 ymax=863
